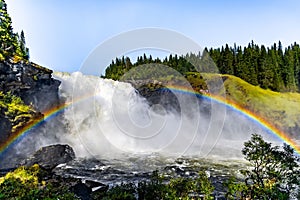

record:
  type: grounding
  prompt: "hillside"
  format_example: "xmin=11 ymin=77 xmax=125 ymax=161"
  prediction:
xmin=186 ymin=72 xmax=300 ymax=137
xmin=102 ymin=50 xmax=300 ymax=136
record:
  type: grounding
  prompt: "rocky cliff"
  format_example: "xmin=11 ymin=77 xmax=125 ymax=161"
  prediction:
xmin=0 ymin=59 xmax=61 ymax=113
xmin=0 ymin=58 xmax=61 ymax=163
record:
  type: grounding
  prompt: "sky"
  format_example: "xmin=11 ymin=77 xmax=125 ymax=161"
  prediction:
xmin=6 ymin=0 xmax=300 ymax=74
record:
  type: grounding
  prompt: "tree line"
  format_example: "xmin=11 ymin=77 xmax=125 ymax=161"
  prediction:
xmin=104 ymin=41 xmax=300 ymax=92
xmin=208 ymin=41 xmax=300 ymax=92
xmin=0 ymin=0 xmax=29 ymax=61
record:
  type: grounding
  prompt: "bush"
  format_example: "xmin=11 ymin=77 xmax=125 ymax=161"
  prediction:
xmin=93 ymin=170 xmax=214 ymax=200
xmin=225 ymin=134 xmax=300 ymax=199
xmin=0 ymin=164 xmax=79 ymax=200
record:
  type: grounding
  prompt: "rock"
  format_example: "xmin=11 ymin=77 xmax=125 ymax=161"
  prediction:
xmin=135 ymin=84 xmax=181 ymax=114
xmin=0 ymin=62 xmax=10 ymax=74
xmin=0 ymin=59 xmax=63 ymax=168
xmin=22 ymin=144 xmax=75 ymax=170
xmin=0 ymin=59 xmax=61 ymax=149
xmin=85 ymin=180 xmax=106 ymax=189
xmin=0 ymin=60 xmax=61 ymax=113
xmin=44 ymin=174 xmax=93 ymax=200
xmin=70 ymin=182 xmax=92 ymax=200
xmin=0 ymin=116 xmax=11 ymax=142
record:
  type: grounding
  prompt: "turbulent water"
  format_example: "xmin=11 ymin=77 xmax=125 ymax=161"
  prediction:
xmin=53 ymin=72 xmax=277 ymax=159
xmin=0 ymin=72 xmax=284 ymax=185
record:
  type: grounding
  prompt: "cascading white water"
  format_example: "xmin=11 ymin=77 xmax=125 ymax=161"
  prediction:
xmin=53 ymin=72 xmax=276 ymax=160
xmin=55 ymin=72 xmax=198 ymax=157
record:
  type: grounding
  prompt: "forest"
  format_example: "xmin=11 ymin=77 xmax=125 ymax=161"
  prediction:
xmin=104 ymin=41 xmax=300 ymax=93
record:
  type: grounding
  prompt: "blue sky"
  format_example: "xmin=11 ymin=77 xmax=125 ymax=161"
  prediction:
xmin=6 ymin=0 xmax=300 ymax=73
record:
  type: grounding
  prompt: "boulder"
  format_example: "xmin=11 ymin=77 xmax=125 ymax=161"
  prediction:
xmin=22 ymin=144 xmax=75 ymax=170
xmin=70 ymin=182 xmax=92 ymax=200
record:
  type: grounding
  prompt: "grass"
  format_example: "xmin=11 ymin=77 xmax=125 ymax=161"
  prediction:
xmin=123 ymin=71 xmax=300 ymax=135
xmin=185 ymin=73 xmax=300 ymax=136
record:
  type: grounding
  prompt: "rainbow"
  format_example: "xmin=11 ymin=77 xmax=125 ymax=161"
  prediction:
xmin=165 ymin=85 xmax=300 ymax=155
xmin=0 ymin=102 xmax=70 ymax=156
xmin=0 ymin=85 xmax=299 ymax=157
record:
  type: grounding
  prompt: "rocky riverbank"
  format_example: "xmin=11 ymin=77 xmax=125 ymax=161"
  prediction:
xmin=0 ymin=144 xmax=241 ymax=200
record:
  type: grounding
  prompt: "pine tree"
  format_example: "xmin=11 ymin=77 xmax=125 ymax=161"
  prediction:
xmin=283 ymin=47 xmax=297 ymax=91
xmin=0 ymin=0 xmax=16 ymax=54
xmin=0 ymin=0 xmax=29 ymax=60
xmin=103 ymin=41 xmax=300 ymax=92
xmin=19 ymin=30 xmax=29 ymax=59
xmin=125 ymin=57 xmax=132 ymax=70
xmin=292 ymin=43 xmax=300 ymax=90
xmin=222 ymin=44 xmax=234 ymax=74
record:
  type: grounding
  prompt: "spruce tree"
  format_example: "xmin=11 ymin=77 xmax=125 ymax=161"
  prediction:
xmin=0 ymin=0 xmax=16 ymax=54
xmin=19 ymin=30 xmax=29 ymax=59
xmin=0 ymin=0 xmax=29 ymax=60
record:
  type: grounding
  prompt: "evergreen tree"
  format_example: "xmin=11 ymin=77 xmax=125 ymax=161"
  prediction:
xmin=292 ymin=43 xmax=300 ymax=89
xmin=0 ymin=0 xmax=29 ymax=60
xmin=125 ymin=57 xmax=132 ymax=70
xmin=0 ymin=0 xmax=16 ymax=54
xmin=283 ymin=47 xmax=297 ymax=91
xmin=103 ymin=41 xmax=300 ymax=92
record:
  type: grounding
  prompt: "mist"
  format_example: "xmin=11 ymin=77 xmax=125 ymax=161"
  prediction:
xmin=52 ymin=72 xmax=279 ymax=159
xmin=0 ymin=71 xmax=282 ymax=169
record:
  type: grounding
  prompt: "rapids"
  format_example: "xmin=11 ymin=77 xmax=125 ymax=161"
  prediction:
xmin=0 ymin=71 xmax=283 ymax=169
xmin=0 ymin=71 xmax=293 ymax=197
xmin=54 ymin=72 xmax=266 ymax=159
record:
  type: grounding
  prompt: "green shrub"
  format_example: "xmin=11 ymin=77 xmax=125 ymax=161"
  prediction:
xmin=225 ymin=134 xmax=300 ymax=199
xmin=93 ymin=170 xmax=214 ymax=200
xmin=0 ymin=164 xmax=79 ymax=200
xmin=0 ymin=53 xmax=4 ymax=61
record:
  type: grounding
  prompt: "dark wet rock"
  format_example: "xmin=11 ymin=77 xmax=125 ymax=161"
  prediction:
xmin=70 ymin=182 xmax=92 ymax=200
xmin=0 ymin=60 xmax=61 ymax=113
xmin=0 ymin=116 xmax=11 ymax=142
xmin=0 ymin=60 xmax=61 ymax=157
xmin=92 ymin=184 xmax=109 ymax=195
xmin=139 ymin=86 xmax=181 ymax=113
xmin=125 ymin=80 xmax=181 ymax=114
xmin=85 ymin=180 xmax=106 ymax=189
xmin=0 ymin=167 xmax=15 ymax=176
xmin=41 ymin=173 xmax=93 ymax=200
xmin=22 ymin=144 xmax=75 ymax=170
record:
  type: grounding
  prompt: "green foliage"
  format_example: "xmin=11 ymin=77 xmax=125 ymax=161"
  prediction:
xmin=225 ymin=134 xmax=300 ymax=199
xmin=224 ymin=177 xmax=248 ymax=199
xmin=101 ymin=183 xmax=136 ymax=200
xmin=103 ymin=54 xmax=199 ymax=81
xmin=0 ymin=0 xmax=29 ymax=61
xmin=208 ymin=41 xmax=300 ymax=92
xmin=0 ymin=91 xmax=33 ymax=117
xmin=0 ymin=164 xmax=79 ymax=200
xmin=137 ymin=170 xmax=168 ymax=200
xmin=0 ymin=91 xmax=38 ymax=133
xmin=0 ymin=52 xmax=4 ymax=61
xmin=194 ymin=171 xmax=214 ymax=199
xmin=199 ymin=73 xmax=300 ymax=138
xmin=93 ymin=170 xmax=214 ymax=200
xmin=104 ymin=41 xmax=300 ymax=92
